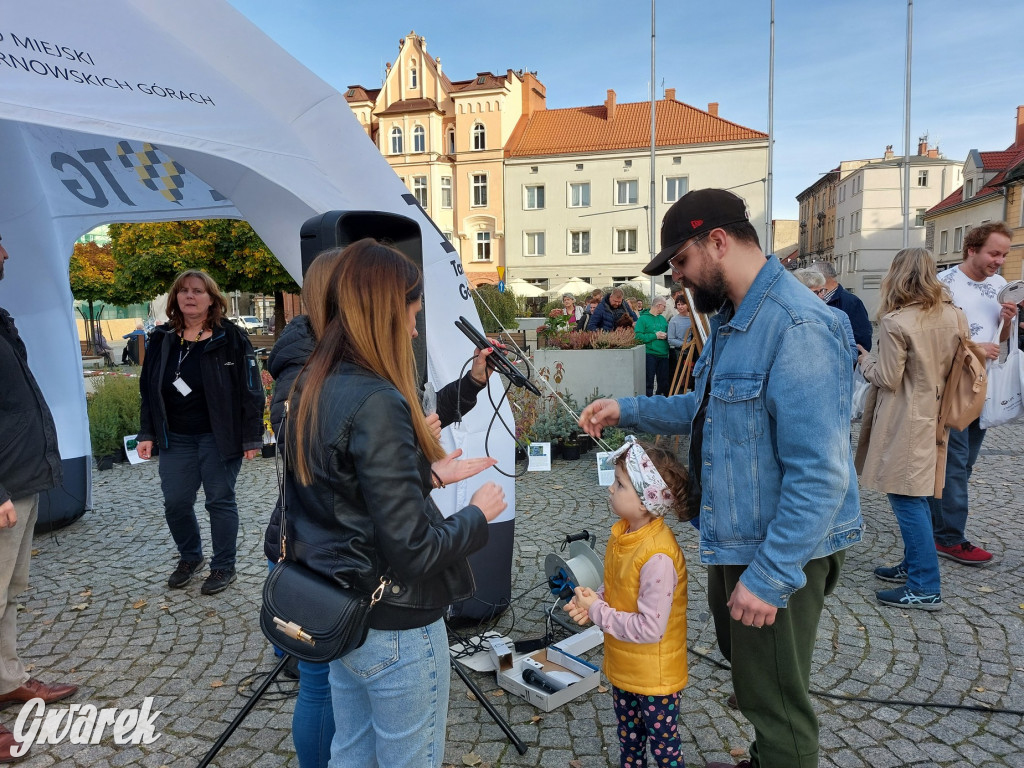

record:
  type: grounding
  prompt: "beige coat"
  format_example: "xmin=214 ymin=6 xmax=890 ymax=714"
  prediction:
xmin=855 ymin=300 xmax=965 ymax=497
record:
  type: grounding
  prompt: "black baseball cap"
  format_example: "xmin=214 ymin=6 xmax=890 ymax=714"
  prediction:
xmin=643 ymin=188 xmax=750 ymax=275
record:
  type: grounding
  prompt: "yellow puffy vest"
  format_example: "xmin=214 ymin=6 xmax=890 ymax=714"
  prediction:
xmin=601 ymin=517 xmax=688 ymax=696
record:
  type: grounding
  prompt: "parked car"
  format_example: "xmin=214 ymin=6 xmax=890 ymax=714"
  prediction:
xmin=229 ymin=315 xmax=263 ymax=333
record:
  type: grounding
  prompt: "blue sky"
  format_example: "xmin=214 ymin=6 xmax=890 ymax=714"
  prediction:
xmin=227 ymin=0 xmax=1023 ymax=222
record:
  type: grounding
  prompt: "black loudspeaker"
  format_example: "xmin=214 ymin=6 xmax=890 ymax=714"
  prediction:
xmin=299 ymin=210 xmax=426 ymax=380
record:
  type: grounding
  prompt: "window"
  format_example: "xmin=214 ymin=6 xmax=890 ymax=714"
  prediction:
xmin=413 ymin=125 xmax=425 ymax=153
xmin=615 ymin=179 xmax=638 ymax=205
xmin=440 ymin=177 xmax=452 ymax=209
xmin=389 ymin=126 xmax=403 ymax=154
xmin=569 ymin=182 xmax=591 ymax=208
xmin=664 ymin=176 xmax=688 ymax=203
xmin=525 ymin=232 xmax=545 ymax=256
xmin=939 ymin=230 xmax=948 ymax=254
xmin=839 ymin=185 xmax=845 ymax=203
xmin=472 ymin=174 xmax=487 ymax=207
xmin=965 ymin=179 xmax=974 ymax=199
xmin=446 ymin=128 xmax=456 ymax=155
xmin=475 ymin=232 xmax=491 ymax=261
xmin=954 ymin=227 xmax=963 ymax=252
xmin=837 ymin=218 xmax=844 ymax=238
xmin=412 ymin=176 xmax=427 ymax=208
xmin=409 ymin=67 xmax=417 ymax=89
xmin=917 ymin=170 xmax=929 ymax=187
xmin=442 ymin=231 xmax=453 ymax=242
xmin=472 ymin=123 xmax=486 ymax=150
xmin=524 ymin=185 xmax=545 ymax=210
xmin=614 ymin=228 xmax=638 ymax=253
xmin=914 ymin=208 xmax=926 ymax=227
xmin=569 ymin=230 xmax=590 ymax=255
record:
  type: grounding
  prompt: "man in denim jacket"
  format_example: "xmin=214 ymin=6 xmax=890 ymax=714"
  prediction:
xmin=580 ymin=190 xmax=862 ymax=768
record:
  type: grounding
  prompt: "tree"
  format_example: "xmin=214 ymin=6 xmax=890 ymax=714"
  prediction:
xmin=108 ymin=220 xmax=299 ymax=334
xmin=471 ymin=284 xmax=519 ymax=332
xmin=69 ymin=241 xmax=117 ymax=354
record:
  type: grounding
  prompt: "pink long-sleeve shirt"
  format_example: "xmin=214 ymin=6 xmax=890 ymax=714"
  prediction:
xmin=587 ymin=553 xmax=677 ymax=643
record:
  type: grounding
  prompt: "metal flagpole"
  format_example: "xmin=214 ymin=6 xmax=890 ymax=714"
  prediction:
xmin=649 ymin=0 xmax=657 ymax=298
xmin=902 ymin=0 xmax=913 ymax=247
xmin=766 ymin=0 xmax=775 ymax=253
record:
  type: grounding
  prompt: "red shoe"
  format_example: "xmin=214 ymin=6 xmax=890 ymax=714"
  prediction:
xmin=0 ymin=724 xmax=28 ymax=763
xmin=935 ymin=541 xmax=993 ymax=565
xmin=0 ymin=678 xmax=78 ymax=708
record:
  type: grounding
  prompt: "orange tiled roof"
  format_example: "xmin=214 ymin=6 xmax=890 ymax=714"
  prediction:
xmin=927 ymin=144 xmax=1024 ymax=215
xmin=508 ymin=98 xmax=766 ymax=157
xmin=344 ymin=86 xmax=378 ymax=103
xmin=451 ymin=73 xmax=508 ymax=93
xmin=376 ymin=98 xmax=442 ymax=116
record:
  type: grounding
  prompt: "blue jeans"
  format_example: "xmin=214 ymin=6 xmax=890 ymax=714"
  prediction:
xmin=267 ymin=561 xmax=334 ymax=768
xmin=645 ymin=354 xmax=670 ymax=397
xmin=928 ymin=419 xmax=985 ymax=546
xmin=159 ymin=432 xmax=242 ymax=571
xmin=887 ymin=494 xmax=941 ymax=595
xmin=328 ymin=619 xmax=450 ymax=768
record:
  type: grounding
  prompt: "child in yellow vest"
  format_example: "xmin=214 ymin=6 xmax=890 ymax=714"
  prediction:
xmin=565 ymin=435 xmax=691 ymax=768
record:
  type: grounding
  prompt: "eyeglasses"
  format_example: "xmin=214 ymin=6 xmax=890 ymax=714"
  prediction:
xmin=813 ymin=288 xmax=827 ymax=297
xmin=667 ymin=235 xmax=708 ymax=272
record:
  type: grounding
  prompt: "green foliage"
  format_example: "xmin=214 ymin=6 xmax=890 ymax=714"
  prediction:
xmin=69 ymin=242 xmax=117 ymax=303
xmin=86 ymin=375 xmax=141 ymax=458
xmin=471 ymin=284 xmax=520 ymax=332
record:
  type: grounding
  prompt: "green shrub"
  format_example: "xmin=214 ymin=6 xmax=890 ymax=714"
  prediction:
xmin=87 ymin=375 xmax=141 ymax=457
xmin=471 ymin=284 xmax=520 ymax=332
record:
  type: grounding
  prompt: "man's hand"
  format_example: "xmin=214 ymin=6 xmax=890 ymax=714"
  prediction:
xmin=136 ymin=440 xmax=154 ymax=460
xmin=426 ymin=412 xmax=442 ymax=441
xmin=578 ymin=398 xmax=620 ymax=438
xmin=727 ymin=581 xmax=778 ymax=629
xmin=0 ymin=500 xmax=16 ymax=529
xmin=243 ymin=448 xmax=260 ymax=460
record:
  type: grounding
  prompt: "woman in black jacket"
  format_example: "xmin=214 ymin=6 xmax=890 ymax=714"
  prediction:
xmin=263 ymin=247 xmax=497 ymax=768
xmin=136 ymin=270 xmax=264 ymax=596
xmin=286 ymin=239 xmax=505 ymax=768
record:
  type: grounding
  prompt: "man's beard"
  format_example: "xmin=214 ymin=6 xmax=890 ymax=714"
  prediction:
xmin=690 ymin=262 xmax=729 ymax=314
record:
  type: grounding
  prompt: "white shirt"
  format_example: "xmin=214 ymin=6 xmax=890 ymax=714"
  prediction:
xmin=938 ymin=265 xmax=1006 ymax=343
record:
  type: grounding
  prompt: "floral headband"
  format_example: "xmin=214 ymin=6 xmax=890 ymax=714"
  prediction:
xmin=608 ymin=435 xmax=674 ymax=518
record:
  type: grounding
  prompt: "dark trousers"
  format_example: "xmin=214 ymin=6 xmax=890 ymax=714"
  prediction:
xmin=611 ymin=685 xmax=684 ymax=767
xmin=708 ymin=552 xmax=845 ymax=768
xmin=645 ymin=354 xmax=670 ymax=397
xmin=159 ymin=432 xmax=242 ymax=571
xmin=927 ymin=418 xmax=985 ymax=546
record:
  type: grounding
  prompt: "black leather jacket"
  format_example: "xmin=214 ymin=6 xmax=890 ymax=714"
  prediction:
xmin=284 ymin=362 xmax=489 ymax=630
xmin=0 ymin=308 xmax=62 ymax=505
xmin=138 ymin=322 xmax=264 ymax=458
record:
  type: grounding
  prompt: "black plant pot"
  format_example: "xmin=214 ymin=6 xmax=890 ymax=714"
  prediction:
xmin=261 ymin=443 xmax=277 ymax=458
xmin=96 ymin=454 xmax=115 ymax=471
xmin=561 ymin=442 xmax=581 ymax=461
xmin=515 ymin=445 xmax=527 ymax=462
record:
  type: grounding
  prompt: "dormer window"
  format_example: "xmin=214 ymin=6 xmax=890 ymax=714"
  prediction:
xmin=965 ymin=179 xmax=974 ymax=199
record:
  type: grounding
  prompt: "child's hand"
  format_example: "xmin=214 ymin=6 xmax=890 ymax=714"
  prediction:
xmin=573 ymin=586 xmax=598 ymax=611
xmin=563 ymin=597 xmax=590 ymax=626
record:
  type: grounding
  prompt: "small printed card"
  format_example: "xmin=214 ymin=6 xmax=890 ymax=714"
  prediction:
xmin=124 ymin=434 xmax=148 ymax=465
xmin=527 ymin=442 xmax=551 ymax=472
xmin=596 ymin=451 xmax=615 ymax=486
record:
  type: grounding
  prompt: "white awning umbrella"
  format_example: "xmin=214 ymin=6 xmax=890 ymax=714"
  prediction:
xmin=505 ymin=278 xmax=546 ymax=298
xmin=547 ymin=277 xmax=599 ymax=298
xmin=623 ymin=278 xmax=671 ymax=296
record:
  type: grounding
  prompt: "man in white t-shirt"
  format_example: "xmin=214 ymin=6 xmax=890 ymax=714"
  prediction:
xmin=928 ymin=222 xmax=1017 ymax=565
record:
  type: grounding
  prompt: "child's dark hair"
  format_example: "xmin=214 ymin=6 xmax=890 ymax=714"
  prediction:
xmin=614 ymin=441 xmax=692 ymax=521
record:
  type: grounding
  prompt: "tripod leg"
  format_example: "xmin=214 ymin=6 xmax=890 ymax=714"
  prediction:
xmin=450 ymin=656 xmax=528 ymax=755
xmin=195 ymin=654 xmax=293 ymax=768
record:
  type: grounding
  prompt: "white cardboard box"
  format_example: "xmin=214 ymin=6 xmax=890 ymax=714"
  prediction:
xmin=495 ymin=626 xmax=603 ymax=711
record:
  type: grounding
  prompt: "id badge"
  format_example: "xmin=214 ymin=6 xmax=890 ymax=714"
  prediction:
xmin=172 ymin=376 xmax=193 ymax=397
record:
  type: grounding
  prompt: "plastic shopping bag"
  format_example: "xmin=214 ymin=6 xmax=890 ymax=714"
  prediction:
xmin=979 ymin=344 xmax=1024 ymax=429
xmin=851 ymin=366 xmax=871 ymax=420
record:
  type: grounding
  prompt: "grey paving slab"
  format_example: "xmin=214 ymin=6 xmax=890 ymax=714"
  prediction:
xmin=4 ymin=422 xmax=1023 ymax=766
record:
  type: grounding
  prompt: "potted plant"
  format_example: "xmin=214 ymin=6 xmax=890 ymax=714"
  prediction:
xmin=86 ymin=373 xmax=141 ymax=469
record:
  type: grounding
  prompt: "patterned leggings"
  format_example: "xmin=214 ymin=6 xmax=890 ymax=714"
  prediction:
xmin=612 ymin=685 xmax=685 ymax=767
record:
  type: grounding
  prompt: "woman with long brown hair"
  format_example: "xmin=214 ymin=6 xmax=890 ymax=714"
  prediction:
xmin=856 ymin=248 xmax=966 ymax=611
xmin=137 ymin=269 xmax=264 ymax=596
xmin=285 ymin=239 xmax=505 ymax=767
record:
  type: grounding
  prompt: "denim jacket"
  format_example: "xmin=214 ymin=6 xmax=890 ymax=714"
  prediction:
xmin=618 ymin=257 xmax=862 ymax=607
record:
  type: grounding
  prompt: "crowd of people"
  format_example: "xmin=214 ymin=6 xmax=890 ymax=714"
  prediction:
xmin=0 ymin=191 xmax=1019 ymax=767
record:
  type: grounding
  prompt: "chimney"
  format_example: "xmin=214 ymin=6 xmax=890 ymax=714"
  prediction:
xmin=665 ymin=87 xmax=676 ymax=101
xmin=708 ymin=102 xmax=719 ymax=117
xmin=1017 ymin=105 xmax=1024 ymax=148
xmin=927 ymin=147 xmax=939 ymax=158
xmin=884 ymin=144 xmax=894 ymax=160
xmin=605 ymin=89 xmax=616 ymax=120
xmin=918 ymin=136 xmax=928 ymax=156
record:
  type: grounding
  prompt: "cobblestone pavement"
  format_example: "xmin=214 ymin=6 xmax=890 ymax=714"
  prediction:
xmin=7 ymin=423 xmax=1024 ymax=767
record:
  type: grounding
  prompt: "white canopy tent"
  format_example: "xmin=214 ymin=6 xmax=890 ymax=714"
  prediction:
xmin=623 ymin=277 xmax=672 ymax=297
xmin=505 ymin=278 xmax=546 ymax=298
xmin=546 ymin=277 xmax=599 ymax=298
xmin=0 ymin=1 xmax=515 ymax=614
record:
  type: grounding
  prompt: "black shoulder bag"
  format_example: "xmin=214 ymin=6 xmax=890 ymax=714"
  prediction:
xmin=259 ymin=407 xmax=389 ymax=663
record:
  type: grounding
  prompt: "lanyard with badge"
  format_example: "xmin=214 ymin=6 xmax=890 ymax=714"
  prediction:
xmin=172 ymin=330 xmax=203 ymax=397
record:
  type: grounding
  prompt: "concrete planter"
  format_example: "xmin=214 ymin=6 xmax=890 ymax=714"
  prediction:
xmin=532 ymin=346 xmax=646 ymax=403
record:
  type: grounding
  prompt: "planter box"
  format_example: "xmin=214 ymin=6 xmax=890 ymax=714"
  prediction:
xmin=532 ymin=346 xmax=645 ymax=403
